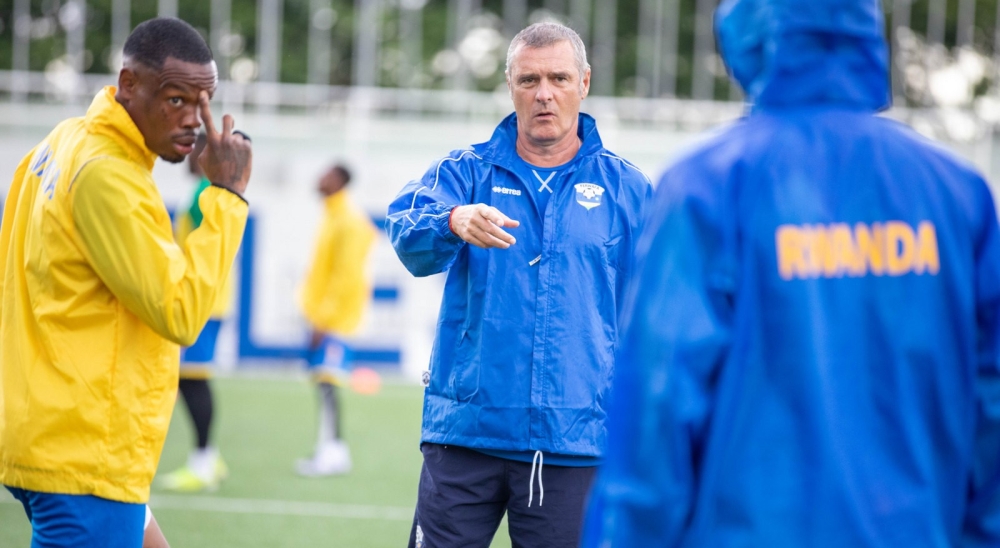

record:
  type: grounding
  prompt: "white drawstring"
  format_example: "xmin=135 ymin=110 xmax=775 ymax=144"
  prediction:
xmin=528 ymin=450 xmax=544 ymax=507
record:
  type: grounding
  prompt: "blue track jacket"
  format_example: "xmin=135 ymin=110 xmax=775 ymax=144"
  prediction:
xmin=387 ymin=114 xmax=650 ymax=456
xmin=582 ymin=0 xmax=1000 ymax=546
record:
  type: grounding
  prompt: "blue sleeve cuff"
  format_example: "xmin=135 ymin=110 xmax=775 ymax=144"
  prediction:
xmin=436 ymin=206 xmax=464 ymax=245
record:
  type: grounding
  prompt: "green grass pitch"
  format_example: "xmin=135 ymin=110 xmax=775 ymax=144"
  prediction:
xmin=0 ymin=374 xmax=514 ymax=547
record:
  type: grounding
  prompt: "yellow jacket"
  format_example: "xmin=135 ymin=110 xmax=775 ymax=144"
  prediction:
xmin=0 ymin=87 xmax=248 ymax=503
xmin=175 ymin=178 xmax=234 ymax=318
xmin=298 ymin=191 xmax=376 ymax=336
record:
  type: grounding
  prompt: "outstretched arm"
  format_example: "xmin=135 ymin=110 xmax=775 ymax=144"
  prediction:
xmin=386 ymin=152 xmax=517 ymax=277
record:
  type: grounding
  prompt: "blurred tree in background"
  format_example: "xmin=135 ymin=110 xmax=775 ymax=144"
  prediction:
xmin=0 ymin=0 xmax=995 ymax=102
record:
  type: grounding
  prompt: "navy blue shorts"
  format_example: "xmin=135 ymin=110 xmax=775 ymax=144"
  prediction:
xmin=5 ymin=486 xmax=145 ymax=548
xmin=408 ymin=443 xmax=597 ymax=548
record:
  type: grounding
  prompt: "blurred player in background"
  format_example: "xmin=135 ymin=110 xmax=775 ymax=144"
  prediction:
xmin=158 ymin=132 xmax=233 ymax=492
xmin=582 ymin=0 xmax=1000 ymax=546
xmin=295 ymin=163 xmax=376 ymax=477
xmin=0 ymin=18 xmax=251 ymax=547
xmin=387 ymin=22 xmax=650 ymax=548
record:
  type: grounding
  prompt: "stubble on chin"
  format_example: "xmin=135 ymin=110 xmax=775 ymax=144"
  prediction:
xmin=160 ymin=153 xmax=186 ymax=164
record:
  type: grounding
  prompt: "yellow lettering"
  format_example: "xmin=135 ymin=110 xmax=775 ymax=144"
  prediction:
xmin=885 ymin=221 xmax=916 ymax=276
xmin=776 ymin=225 xmax=809 ymax=280
xmin=804 ymin=225 xmax=833 ymax=278
xmin=914 ymin=222 xmax=940 ymax=275
xmin=778 ymin=220 xmax=939 ymax=280
xmin=855 ymin=223 xmax=885 ymax=276
xmin=829 ymin=223 xmax=863 ymax=277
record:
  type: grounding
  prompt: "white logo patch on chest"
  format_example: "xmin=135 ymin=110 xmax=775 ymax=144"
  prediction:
xmin=574 ymin=183 xmax=605 ymax=210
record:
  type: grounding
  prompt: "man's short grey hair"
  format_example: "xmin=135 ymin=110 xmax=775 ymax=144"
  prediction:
xmin=505 ymin=22 xmax=590 ymax=79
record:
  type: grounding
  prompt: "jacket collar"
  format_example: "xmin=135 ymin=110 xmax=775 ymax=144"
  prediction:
xmin=85 ymin=86 xmax=159 ymax=171
xmin=474 ymin=112 xmax=605 ymax=169
xmin=324 ymin=189 xmax=350 ymax=213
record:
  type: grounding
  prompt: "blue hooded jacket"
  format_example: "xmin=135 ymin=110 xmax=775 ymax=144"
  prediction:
xmin=582 ymin=0 xmax=1000 ymax=546
xmin=387 ymin=114 xmax=650 ymax=457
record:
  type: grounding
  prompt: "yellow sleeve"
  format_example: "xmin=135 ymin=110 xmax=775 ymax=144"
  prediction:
xmin=0 ymin=149 xmax=35 ymax=311
xmin=72 ymin=157 xmax=248 ymax=346
xmin=174 ymin=212 xmax=195 ymax=246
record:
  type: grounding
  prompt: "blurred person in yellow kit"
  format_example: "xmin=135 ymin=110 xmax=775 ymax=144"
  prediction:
xmin=158 ymin=132 xmax=235 ymax=493
xmin=0 ymin=17 xmax=252 ymax=548
xmin=295 ymin=164 xmax=376 ymax=477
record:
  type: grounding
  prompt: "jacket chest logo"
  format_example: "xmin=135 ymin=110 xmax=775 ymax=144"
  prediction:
xmin=574 ymin=183 xmax=605 ymax=210
xmin=492 ymin=186 xmax=522 ymax=197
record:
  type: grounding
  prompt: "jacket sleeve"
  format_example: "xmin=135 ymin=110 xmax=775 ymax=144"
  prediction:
xmin=385 ymin=151 xmax=476 ymax=277
xmin=0 ymin=148 xmax=35 ymax=315
xmin=962 ymin=188 xmax=1000 ymax=546
xmin=582 ymin=165 xmax=735 ymax=547
xmin=71 ymin=157 xmax=248 ymax=346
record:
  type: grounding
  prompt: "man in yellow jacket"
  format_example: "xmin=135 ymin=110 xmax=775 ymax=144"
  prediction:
xmin=295 ymin=164 xmax=376 ymax=477
xmin=0 ymin=18 xmax=252 ymax=547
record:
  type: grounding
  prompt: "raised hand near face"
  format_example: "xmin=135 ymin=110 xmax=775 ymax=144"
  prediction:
xmin=197 ymin=91 xmax=252 ymax=196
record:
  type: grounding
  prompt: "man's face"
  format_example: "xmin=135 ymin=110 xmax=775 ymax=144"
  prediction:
xmin=117 ymin=57 xmax=218 ymax=164
xmin=507 ymin=40 xmax=590 ymax=149
xmin=318 ymin=168 xmax=346 ymax=197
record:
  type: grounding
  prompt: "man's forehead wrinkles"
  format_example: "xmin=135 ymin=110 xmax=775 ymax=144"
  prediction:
xmin=157 ymin=69 xmax=217 ymax=91
xmin=158 ymin=67 xmax=215 ymax=80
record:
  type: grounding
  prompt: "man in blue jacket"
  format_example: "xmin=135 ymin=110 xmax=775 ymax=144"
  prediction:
xmin=387 ymin=22 xmax=650 ymax=548
xmin=582 ymin=0 xmax=1000 ymax=546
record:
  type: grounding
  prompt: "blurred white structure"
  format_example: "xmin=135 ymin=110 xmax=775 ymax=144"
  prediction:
xmin=0 ymin=93 xmax=997 ymax=382
xmin=1 ymin=0 xmax=999 ymax=380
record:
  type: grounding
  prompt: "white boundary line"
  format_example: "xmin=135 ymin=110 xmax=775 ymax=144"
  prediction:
xmin=150 ymin=494 xmax=413 ymax=521
xmin=1 ymin=492 xmax=413 ymax=522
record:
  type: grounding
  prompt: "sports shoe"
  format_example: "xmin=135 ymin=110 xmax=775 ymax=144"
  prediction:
xmin=295 ymin=440 xmax=352 ymax=477
xmin=159 ymin=450 xmax=228 ymax=492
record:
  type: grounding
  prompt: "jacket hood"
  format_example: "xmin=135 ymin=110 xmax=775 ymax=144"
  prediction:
xmin=85 ymin=86 xmax=158 ymax=170
xmin=475 ymin=112 xmax=605 ymax=167
xmin=716 ymin=0 xmax=890 ymax=111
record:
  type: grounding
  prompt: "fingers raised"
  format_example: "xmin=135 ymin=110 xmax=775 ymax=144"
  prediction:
xmin=198 ymin=92 xmax=218 ymax=138
xmin=221 ymin=114 xmax=234 ymax=138
xmin=197 ymin=97 xmax=253 ymax=195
